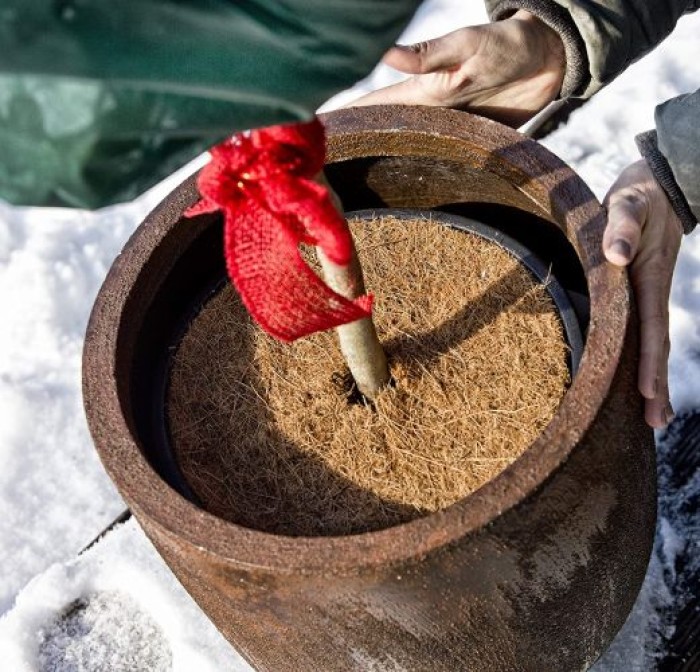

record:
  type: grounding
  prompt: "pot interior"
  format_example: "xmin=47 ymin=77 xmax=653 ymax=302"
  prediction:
xmin=126 ymin=204 xmax=589 ymax=515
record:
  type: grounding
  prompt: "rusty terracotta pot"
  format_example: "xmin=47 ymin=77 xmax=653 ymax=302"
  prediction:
xmin=83 ymin=106 xmax=655 ymax=671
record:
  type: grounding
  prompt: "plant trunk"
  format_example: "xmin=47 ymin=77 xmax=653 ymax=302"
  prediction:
xmin=315 ymin=244 xmax=390 ymax=399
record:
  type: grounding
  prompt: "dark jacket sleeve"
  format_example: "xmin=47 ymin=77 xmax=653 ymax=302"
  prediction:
xmin=485 ymin=0 xmax=699 ymax=97
xmin=636 ymin=91 xmax=700 ymax=234
xmin=0 ymin=1 xmax=421 ymax=208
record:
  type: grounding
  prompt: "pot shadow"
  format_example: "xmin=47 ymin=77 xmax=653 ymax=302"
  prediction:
xmin=326 ymin=135 xmax=606 ymax=275
xmin=480 ymin=139 xmax=607 ymax=275
xmin=165 ymin=282 xmax=431 ymax=538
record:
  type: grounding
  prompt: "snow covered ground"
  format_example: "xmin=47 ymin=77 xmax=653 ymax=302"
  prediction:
xmin=1 ymin=1 xmax=699 ymax=669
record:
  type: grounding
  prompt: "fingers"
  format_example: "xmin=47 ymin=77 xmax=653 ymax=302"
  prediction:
xmin=349 ymin=30 xmax=474 ymax=108
xmin=349 ymin=77 xmax=435 ymax=108
xmin=603 ymin=190 xmax=645 ymax=266
xmin=383 ymin=30 xmax=473 ymax=75
xmin=603 ymin=160 xmax=681 ymax=429
xmin=643 ymin=338 xmax=673 ymax=429
xmin=349 ymin=20 xmax=562 ymax=118
xmin=634 ymin=269 xmax=671 ymax=411
xmin=633 ymin=264 xmax=676 ymax=427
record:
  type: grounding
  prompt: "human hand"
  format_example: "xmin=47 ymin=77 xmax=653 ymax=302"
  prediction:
xmin=603 ymin=160 xmax=683 ymax=428
xmin=349 ymin=10 xmax=565 ymax=127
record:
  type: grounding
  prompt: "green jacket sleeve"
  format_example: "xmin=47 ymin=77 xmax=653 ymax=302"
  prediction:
xmin=485 ymin=0 xmax=699 ymax=97
xmin=0 ymin=1 xmax=421 ymax=208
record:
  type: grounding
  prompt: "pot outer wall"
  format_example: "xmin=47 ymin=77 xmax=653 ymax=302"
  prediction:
xmin=83 ymin=107 xmax=656 ymax=672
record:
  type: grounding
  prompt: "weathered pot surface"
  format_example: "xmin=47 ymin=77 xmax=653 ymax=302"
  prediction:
xmin=83 ymin=106 xmax=656 ymax=671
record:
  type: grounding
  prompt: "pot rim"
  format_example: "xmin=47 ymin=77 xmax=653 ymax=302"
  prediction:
xmin=83 ymin=106 xmax=629 ymax=573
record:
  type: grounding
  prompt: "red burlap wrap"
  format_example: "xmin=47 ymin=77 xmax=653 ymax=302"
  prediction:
xmin=185 ymin=118 xmax=373 ymax=342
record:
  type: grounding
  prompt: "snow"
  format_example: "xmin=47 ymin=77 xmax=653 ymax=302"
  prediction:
xmin=38 ymin=591 xmax=172 ymax=672
xmin=0 ymin=520 xmax=250 ymax=672
xmin=0 ymin=1 xmax=699 ymax=670
xmin=0 ymin=156 xmax=206 ymax=616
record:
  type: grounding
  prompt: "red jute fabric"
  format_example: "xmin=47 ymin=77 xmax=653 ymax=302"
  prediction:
xmin=185 ymin=118 xmax=373 ymax=342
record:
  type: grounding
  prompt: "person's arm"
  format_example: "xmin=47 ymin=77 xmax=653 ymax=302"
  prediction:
xmin=0 ymin=0 xmax=421 ymax=208
xmin=353 ymin=1 xmax=699 ymax=125
xmin=602 ymin=91 xmax=699 ymax=427
xmin=485 ymin=0 xmax=699 ymax=97
xmin=508 ymin=1 xmax=700 ymax=428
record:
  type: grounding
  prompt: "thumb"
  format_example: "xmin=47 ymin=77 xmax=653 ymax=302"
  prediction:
xmin=603 ymin=190 xmax=646 ymax=267
xmin=383 ymin=30 xmax=472 ymax=74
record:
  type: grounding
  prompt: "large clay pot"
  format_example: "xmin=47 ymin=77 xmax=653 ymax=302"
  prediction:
xmin=83 ymin=106 xmax=656 ymax=671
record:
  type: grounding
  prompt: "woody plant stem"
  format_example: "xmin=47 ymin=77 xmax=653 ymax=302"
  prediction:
xmin=316 ymin=173 xmax=390 ymax=399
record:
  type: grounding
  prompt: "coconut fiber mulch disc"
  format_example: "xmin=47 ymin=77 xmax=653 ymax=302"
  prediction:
xmin=166 ymin=213 xmax=573 ymax=536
